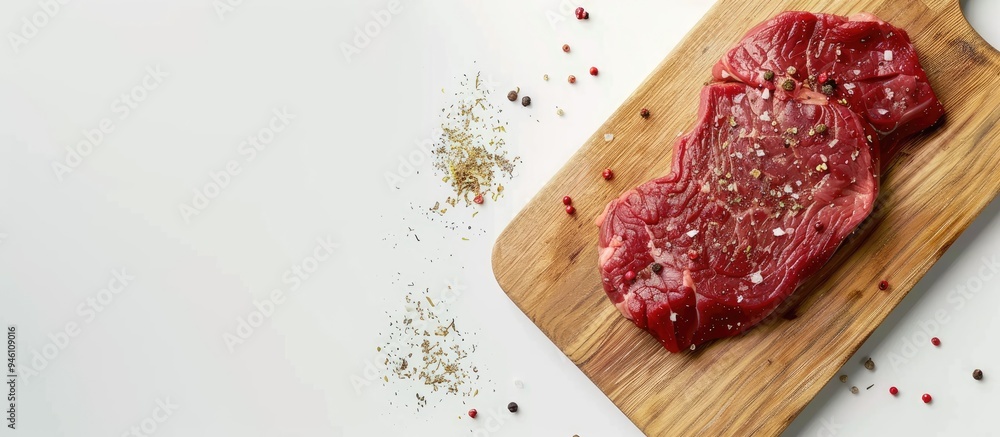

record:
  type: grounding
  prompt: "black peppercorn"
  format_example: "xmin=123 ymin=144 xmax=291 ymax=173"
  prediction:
xmin=974 ymin=369 xmax=984 ymax=380
xmin=781 ymin=79 xmax=795 ymax=91
xmin=651 ymin=263 xmax=663 ymax=273
xmin=507 ymin=402 xmax=518 ymax=413
xmin=507 ymin=90 xmax=518 ymax=102
xmin=763 ymin=70 xmax=775 ymax=81
xmin=521 ymin=96 xmax=531 ymax=107
xmin=815 ymin=124 xmax=828 ymax=134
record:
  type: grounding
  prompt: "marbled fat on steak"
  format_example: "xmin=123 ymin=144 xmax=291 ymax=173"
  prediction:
xmin=597 ymin=12 xmax=943 ymax=353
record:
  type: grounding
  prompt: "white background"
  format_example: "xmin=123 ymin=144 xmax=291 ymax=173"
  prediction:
xmin=1 ymin=0 xmax=998 ymax=436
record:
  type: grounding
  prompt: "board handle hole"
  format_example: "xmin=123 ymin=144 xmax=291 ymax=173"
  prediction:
xmin=960 ymin=0 xmax=1000 ymax=50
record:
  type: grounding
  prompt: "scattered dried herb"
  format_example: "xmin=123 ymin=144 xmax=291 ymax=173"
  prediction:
xmin=434 ymin=73 xmax=519 ymax=210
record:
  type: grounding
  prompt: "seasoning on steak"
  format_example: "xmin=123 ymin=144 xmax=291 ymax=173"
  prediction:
xmin=598 ymin=83 xmax=878 ymax=352
xmin=597 ymin=12 xmax=943 ymax=352
xmin=712 ymin=11 xmax=944 ymax=168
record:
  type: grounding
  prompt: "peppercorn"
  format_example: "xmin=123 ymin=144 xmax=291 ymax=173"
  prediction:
xmin=507 ymin=402 xmax=519 ymax=413
xmin=974 ymin=369 xmax=984 ymax=380
xmin=839 ymin=375 xmax=848 ymax=383
xmin=879 ymin=280 xmax=889 ymax=291
xmin=565 ymin=205 xmax=576 ymax=215
xmin=562 ymin=196 xmax=572 ymax=205
xmin=590 ymin=66 xmax=599 ymax=76
xmin=864 ymin=358 xmax=875 ymax=370
xmin=468 ymin=409 xmax=478 ymax=418
xmin=821 ymin=84 xmax=835 ymax=96
xmin=602 ymin=168 xmax=613 ymax=180
xmin=624 ymin=270 xmax=636 ymax=282
xmin=640 ymin=108 xmax=650 ymax=119
xmin=850 ymin=386 xmax=859 ymax=394
xmin=473 ymin=193 xmax=484 ymax=204
xmin=781 ymin=79 xmax=795 ymax=91
xmin=814 ymin=123 xmax=828 ymax=134
xmin=931 ymin=337 xmax=941 ymax=346
xmin=786 ymin=66 xmax=797 ymax=75
xmin=922 ymin=393 xmax=932 ymax=403
xmin=521 ymin=96 xmax=531 ymax=107
xmin=651 ymin=263 xmax=663 ymax=273
xmin=763 ymin=70 xmax=775 ymax=81
xmin=568 ymin=75 xmax=576 ymax=84
xmin=507 ymin=90 xmax=518 ymax=101
xmin=562 ymin=44 xmax=571 ymax=53
xmin=889 ymin=386 xmax=898 ymax=395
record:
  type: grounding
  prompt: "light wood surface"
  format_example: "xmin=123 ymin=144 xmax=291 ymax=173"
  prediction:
xmin=491 ymin=0 xmax=1000 ymax=435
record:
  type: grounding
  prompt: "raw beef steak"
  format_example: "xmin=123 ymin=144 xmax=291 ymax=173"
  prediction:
xmin=597 ymin=83 xmax=878 ymax=352
xmin=712 ymin=11 xmax=944 ymax=167
xmin=597 ymin=12 xmax=943 ymax=352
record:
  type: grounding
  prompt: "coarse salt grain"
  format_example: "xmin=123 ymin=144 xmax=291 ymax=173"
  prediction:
xmin=773 ymin=228 xmax=786 ymax=236
xmin=884 ymin=50 xmax=893 ymax=61
xmin=670 ymin=312 xmax=678 ymax=322
xmin=762 ymin=88 xmax=770 ymax=100
xmin=604 ymin=133 xmax=614 ymax=142
xmin=784 ymin=185 xmax=793 ymax=193
xmin=760 ymin=111 xmax=771 ymax=121
xmin=737 ymin=295 xmax=744 ymax=303
xmin=877 ymin=108 xmax=889 ymax=115
xmin=756 ymin=150 xmax=765 ymax=157
xmin=853 ymin=69 xmax=861 ymax=75
xmin=686 ymin=230 xmax=699 ymax=237
xmin=843 ymin=82 xmax=856 ymax=90
xmin=721 ymin=70 xmax=730 ymax=78
xmin=829 ymin=139 xmax=839 ymax=149
xmin=750 ymin=272 xmax=763 ymax=284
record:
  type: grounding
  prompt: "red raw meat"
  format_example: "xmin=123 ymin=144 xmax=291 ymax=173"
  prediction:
xmin=712 ymin=11 xmax=944 ymax=168
xmin=597 ymin=12 xmax=943 ymax=352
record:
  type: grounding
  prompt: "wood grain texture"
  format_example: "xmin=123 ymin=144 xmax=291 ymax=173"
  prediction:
xmin=492 ymin=0 xmax=1000 ymax=435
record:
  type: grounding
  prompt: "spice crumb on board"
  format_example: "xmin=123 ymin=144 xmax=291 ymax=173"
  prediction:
xmin=866 ymin=384 xmax=874 ymax=390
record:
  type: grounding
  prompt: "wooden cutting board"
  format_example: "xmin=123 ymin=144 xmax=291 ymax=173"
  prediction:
xmin=492 ymin=0 xmax=1000 ymax=435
